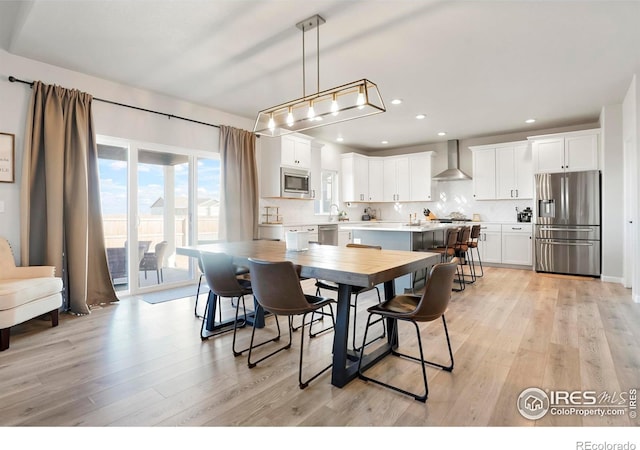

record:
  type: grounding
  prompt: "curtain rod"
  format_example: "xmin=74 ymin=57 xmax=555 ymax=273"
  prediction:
xmin=8 ymin=75 xmax=232 ymax=132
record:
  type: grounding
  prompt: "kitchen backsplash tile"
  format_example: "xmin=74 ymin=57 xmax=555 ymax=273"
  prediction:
xmin=259 ymin=179 xmax=533 ymax=225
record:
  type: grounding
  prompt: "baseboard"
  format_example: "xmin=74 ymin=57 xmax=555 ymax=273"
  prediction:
xmin=601 ymin=275 xmax=624 ymax=284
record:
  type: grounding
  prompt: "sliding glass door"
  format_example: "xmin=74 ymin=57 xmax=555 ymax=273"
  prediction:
xmin=97 ymin=136 xmax=220 ymax=294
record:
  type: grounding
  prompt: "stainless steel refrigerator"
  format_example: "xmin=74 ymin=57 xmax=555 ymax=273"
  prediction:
xmin=534 ymin=170 xmax=601 ymax=277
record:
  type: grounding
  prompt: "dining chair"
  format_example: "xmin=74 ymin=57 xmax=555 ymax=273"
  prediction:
xmin=199 ymin=252 xmax=278 ymax=357
xmin=431 ymin=228 xmax=464 ymax=291
xmin=454 ymin=226 xmax=475 ymax=285
xmin=246 ymin=258 xmax=336 ymax=389
xmin=194 ymin=254 xmax=249 ymax=319
xmin=357 ymin=258 xmax=458 ymax=402
xmin=467 ymin=224 xmax=483 ymax=278
xmin=314 ymin=243 xmax=385 ymax=351
xmin=139 ymin=241 xmax=168 ymax=283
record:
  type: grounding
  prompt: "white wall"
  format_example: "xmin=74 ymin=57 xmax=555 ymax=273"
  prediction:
xmin=0 ymin=49 xmax=254 ymax=262
xmin=600 ymin=104 xmax=624 ymax=283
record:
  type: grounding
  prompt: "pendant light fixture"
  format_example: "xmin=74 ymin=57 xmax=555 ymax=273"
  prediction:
xmin=253 ymin=14 xmax=385 ymax=137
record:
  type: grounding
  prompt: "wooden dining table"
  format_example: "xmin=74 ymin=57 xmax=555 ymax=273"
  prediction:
xmin=177 ymin=240 xmax=439 ymax=388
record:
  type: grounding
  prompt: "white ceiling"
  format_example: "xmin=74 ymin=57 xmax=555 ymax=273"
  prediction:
xmin=2 ymin=0 xmax=640 ymax=150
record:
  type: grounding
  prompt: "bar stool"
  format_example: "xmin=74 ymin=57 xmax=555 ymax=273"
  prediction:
xmin=454 ymin=226 xmax=475 ymax=285
xmin=431 ymin=227 xmax=464 ymax=291
xmin=467 ymin=224 xmax=483 ymax=278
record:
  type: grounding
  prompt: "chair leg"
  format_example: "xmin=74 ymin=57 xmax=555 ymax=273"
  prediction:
xmin=194 ymin=274 xmax=203 ymax=317
xmin=358 ymin=314 xmax=454 ymax=402
xmin=452 ymin=264 xmax=465 ymax=292
xmin=474 ymin=247 xmax=484 ymax=277
xmin=351 ymin=287 xmax=385 ymax=352
xmin=233 ymin=298 xmax=280 ymax=357
xmin=247 ymin=309 xmax=289 ymax=368
xmin=0 ymin=328 xmax=9 ymax=351
xmin=51 ymin=309 xmax=59 ymax=327
xmin=299 ymin=310 xmax=334 ymax=389
xmin=199 ymin=292 xmax=223 ymax=340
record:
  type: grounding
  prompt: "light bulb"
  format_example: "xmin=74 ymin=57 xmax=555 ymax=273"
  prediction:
xmin=286 ymin=107 xmax=294 ymax=127
xmin=267 ymin=114 xmax=275 ymax=131
xmin=331 ymin=93 xmax=339 ymax=116
xmin=356 ymin=86 xmax=365 ymax=110
xmin=307 ymin=101 xmax=315 ymax=119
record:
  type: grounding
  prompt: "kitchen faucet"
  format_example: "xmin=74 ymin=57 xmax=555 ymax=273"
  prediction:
xmin=329 ymin=204 xmax=339 ymax=221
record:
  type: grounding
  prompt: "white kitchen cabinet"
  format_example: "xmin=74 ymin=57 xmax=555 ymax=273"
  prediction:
xmin=338 ymin=230 xmax=352 ymax=246
xmin=529 ymin=129 xmax=600 ymax=174
xmin=258 ymin=224 xmax=318 ymax=243
xmin=470 ymin=147 xmax=496 ymax=200
xmin=383 ymin=156 xmax=410 ymax=202
xmin=408 ymin=152 xmax=434 ymax=201
xmin=470 ymin=142 xmax=532 ymax=200
xmin=495 ymin=143 xmax=532 ymax=199
xmin=280 ymin=134 xmax=311 ymax=168
xmin=258 ymin=225 xmax=283 ymax=240
xmin=259 ymin=132 xmax=313 ymax=198
xmin=501 ymin=224 xmax=532 ymax=266
xmin=477 ymin=223 xmax=502 ymax=264
xmin=341 ymin=153 xmax=369 ymax=202
xmin=368 ymin=157 xmax=384 ymax=202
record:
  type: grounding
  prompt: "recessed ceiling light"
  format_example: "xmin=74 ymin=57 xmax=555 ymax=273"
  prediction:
xmin=438 ymin=132 xmax=447 ymax=136
xmin=416 ymin=114 xmax=426 ymax=120
xmin=525 ymin=118 xmax=536 ymax=124
xmin=391 ymin=99 xmax=403 ymax=105
xmin=381 ymin=140 xmax=389 ymax=144
xmin=336 ymin=137 xmax=344 ymax=142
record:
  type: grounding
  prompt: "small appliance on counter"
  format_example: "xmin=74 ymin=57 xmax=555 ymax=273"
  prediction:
xmin=516 ymin=207 xmax=532 ymax=223
xmin=361 ymin=206 xmax=375 ymax=221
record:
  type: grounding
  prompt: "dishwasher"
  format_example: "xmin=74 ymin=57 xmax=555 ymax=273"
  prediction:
xmin=318 ymin=224 xmax=339 ymax=246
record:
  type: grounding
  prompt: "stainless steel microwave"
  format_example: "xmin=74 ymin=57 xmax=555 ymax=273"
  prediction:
xmin=281 ymin=167 xmax=310 ymax=198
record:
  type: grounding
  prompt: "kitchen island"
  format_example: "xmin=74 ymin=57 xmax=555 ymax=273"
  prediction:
xmin=340 ymin=221 xmax=464 ymax=292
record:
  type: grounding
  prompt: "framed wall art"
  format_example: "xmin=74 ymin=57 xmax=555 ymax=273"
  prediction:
xmin=0 ymin=132 xmax=15 ymax=183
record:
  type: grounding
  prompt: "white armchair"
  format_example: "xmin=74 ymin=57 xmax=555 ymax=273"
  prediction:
xmin=0 ymin=238 xmax=63 ymax=351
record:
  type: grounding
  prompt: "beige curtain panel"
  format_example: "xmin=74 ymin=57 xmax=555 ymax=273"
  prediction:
xmin=219 ymin=125 xmax=258 ymax=242
xmin=20 ymin=81 xmax=118 ymax=315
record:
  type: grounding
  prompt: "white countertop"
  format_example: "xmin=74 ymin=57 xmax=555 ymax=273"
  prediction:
xmin=339 ymin=222 xmax=464 ymax=232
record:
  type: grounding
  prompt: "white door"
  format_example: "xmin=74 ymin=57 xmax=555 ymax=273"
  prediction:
xmin=533 ymin=138 xmax=564 ymax=173
xmin=495 ymin=147 xmax=515 ymax=199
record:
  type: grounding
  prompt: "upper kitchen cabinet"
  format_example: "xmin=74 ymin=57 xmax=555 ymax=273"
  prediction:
xmin=259 ymin=132 xmax=314 ymax=198
xmin=470 ymin=147 xmax=496 ymax=200
xmin=495 ymin=143 xmax=532 ymax=199
xmin=383 ymin=156 xmax=410 ymax=202
xmin=368 ymin=157 xmax=384 ymax=202
xmin=529 ymin=128 xmax=600 ymax=174
xmin=408 ymin=152 xmax=434 ymax=201
xmin=280 ymin=134 xmax=311 ymax=168
xmin=470 ymin=141 xmax=532 ymax=200
xmin=341 ymin=153 xmax=369 ymax=202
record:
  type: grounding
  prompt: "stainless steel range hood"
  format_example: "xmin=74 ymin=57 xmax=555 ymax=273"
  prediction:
xmin=432 ymin=140 xmax=471 ymax=181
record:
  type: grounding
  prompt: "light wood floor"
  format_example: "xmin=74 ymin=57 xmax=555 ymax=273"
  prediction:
xmin=1 ymin=266 xmax=638 ymax=427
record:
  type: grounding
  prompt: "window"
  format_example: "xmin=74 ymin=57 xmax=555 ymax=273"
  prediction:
xmin=315 ymin=170 xmax=338 ymax=215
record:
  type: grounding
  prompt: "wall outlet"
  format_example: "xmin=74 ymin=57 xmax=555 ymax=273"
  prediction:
xmin=353 ymin=238 xmax=361 ymax=244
